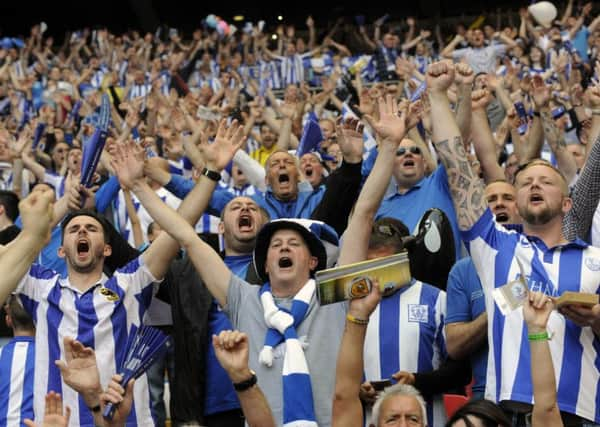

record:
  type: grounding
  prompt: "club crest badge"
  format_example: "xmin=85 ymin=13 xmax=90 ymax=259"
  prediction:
xmin=408 ymin=304 xmax=429 ymax=323
xmin=585 ymin=257 xmax=600 ymax=272
xmin=99 ymin=287 xmax=119 ymax=302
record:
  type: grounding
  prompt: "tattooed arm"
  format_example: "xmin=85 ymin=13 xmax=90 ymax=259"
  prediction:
xmin=427 ymin=61 xmax=486 ymax=231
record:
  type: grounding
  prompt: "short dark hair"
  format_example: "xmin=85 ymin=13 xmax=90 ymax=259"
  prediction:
xmin=445 ymin=399 xmax=511 ymax=427
xmin=0 ymin=190 xmax=19 ymax=222
xmin=61 ymin=210 xmax=111 ymax=244
xmin=4 ymin=294 xmax=34 ymax=332
xmin=369 ymin=217 xmax=410 ymax=253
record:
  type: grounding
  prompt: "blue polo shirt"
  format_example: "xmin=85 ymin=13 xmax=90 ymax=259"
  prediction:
xmin=445 ymin=257 xmax=487 ymax=395
xmin=375 ymin=165 xmax=462 ymax=259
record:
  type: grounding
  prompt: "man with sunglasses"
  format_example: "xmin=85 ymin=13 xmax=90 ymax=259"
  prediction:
xmin=376 ymin=138 xmax=462 ymax=261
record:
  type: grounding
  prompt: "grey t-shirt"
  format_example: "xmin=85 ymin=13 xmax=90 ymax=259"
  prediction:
xmin=224 ymin=275 xmax=347 ymax=427
xmin=452 ymin=44 xmax=507 ymax=74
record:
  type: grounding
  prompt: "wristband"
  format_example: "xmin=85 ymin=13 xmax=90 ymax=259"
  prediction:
xmin=528 ymin=331 xmax=550 ymax=341
xmin=233 ymin=370 xmax=257 ymax=392
xmin=347 ymin=313 xmax=369 ymax=325
xmin=532 ymin=111 xmax=541 ymax=117
xmin=88 ymin=404 xmax=101 ymax=413
xmin=201 ymin=167 xmax=221 ymax=182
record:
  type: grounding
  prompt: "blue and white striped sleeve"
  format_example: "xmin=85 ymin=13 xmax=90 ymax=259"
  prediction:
xmin=15 ymin=264 xmax=59 ymax=315
xmin=460 ymin=208 xmax=517 ymax=252
xmin=114 ymin=256 xmax=159 ymax=296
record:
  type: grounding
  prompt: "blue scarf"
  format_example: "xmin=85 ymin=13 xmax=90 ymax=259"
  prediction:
xmin=259 ymin=280 xmax=318 ymax=427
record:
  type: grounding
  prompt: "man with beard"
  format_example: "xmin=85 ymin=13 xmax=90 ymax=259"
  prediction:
xmin=200 ymin=197 xmax=270 ymax=426
xmin=427 ymin=60 xmax=600 ymax=426
xmin=0 ymin=120 xmax=246 ymax=426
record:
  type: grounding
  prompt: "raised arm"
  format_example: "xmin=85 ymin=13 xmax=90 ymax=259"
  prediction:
xmin=518 ymin=76 xmax=547 ymax=165
xmin=563 ymin=85 xmax=600 ymax=241
xmin=0 ymin=187 xmax=54 ymax=304
xmin=470 ymin=89 xmax=507 ymax=183
xmin=332 ymin=284 xmax=381 ymax=427
xmin=454 ymin=63 xmax=474 ymax=145
xmin=441 ymin=34 xmax=464 ymax=59
xmin=427 ymin=61 xmax=486 ymax=230
xmin=338 ymin=97 xmax=410 ymax=265
xmin=213 ymin=330 xmax=276 ymax=427
xmin=523 ymin=292 xmax=563 ymax=427
xmin=112 ymin=120 xmax=246 ymax=306
xmin=539 ymin=108 xmax=577 ymax=184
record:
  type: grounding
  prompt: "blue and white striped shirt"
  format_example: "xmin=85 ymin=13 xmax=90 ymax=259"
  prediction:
xmin=43 ymin=172 xmax=66 ymax=198
xmin=364 ymin=281 xmax=447 ymax=427
xmin=0 ymin=336 xmax=35 ymax=426
xmin=463 ymin=208 xmax=600 ymax=423
xmin=16 ymin=260 xmax=157 ymax=427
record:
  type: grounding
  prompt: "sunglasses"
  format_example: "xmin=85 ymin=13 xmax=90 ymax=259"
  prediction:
xmin=396 ymin=146 xmax=422 ymax=156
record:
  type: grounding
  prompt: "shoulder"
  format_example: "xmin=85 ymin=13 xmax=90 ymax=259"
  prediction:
xmin=29 ymin=263 xmax=60 ymax=281
xmin=115 ymin=256 xmax=144 ymax=275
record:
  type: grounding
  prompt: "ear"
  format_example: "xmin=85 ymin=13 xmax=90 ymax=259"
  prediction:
xmin=57 ymin=245 xmax=66 ymax=259
xmin=218 ymin=221 xmax=225 ymax=235
xmin=562 ymin=196 xmax=573 ymax=214
xmin=5 ymin=314 xmax=12 ymax=330
xmin=309 ymin=255 xmax=319 ymax=271
xmin=103 ymin=244 xmax=112 ymax=257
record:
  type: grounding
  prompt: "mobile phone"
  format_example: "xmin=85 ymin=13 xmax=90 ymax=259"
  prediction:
xmin=371 ymin=379 xmax=392 ymax=391
xmin=513 ymin=102 xmax=528 ymax=135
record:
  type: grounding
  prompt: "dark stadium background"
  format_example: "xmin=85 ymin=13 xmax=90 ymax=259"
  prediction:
xmin=0 ymin=1 xmax=542 ymax=42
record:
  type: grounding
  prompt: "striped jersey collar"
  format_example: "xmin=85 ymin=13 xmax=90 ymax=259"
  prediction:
xmin=58 ymin=273 xmax=109 ymax=295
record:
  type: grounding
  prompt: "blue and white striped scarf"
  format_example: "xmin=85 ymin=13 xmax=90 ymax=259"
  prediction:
xmin=259 ymin=280 xmax=317 ymax=427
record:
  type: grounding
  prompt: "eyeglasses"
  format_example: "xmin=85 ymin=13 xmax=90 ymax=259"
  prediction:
xmin=396 ymin=146 xmax=422 ymax=156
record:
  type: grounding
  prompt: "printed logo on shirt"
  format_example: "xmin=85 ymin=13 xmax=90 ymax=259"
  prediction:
xmin=584 ymin=257 xmax=600 ymax=272
xmin=519 ymin=237 xmax=531 ymax=248
xmin=99 ymin=287 xmax=120 ymax=302
xmin=408 ymin=304 xmax=429 ymax=323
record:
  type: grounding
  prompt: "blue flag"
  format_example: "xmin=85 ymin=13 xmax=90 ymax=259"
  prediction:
xmin=296 ymin=119 xmax=323 ymax=158
xmin=80 ymin=94 xmax=110 ymax=188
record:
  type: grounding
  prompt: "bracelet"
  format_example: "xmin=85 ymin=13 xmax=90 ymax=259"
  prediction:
xmin=532 ymin=111 xmax=541 ymax=117
xmin=347 ymin=313 xmax=369 ymax=325
xmin=201 ymin=167 xmax=221 ymax=182
xmin=591 ymin=109 xmax=600 ymax=115
xmin=528 ymin=331 xmax=550 ymax=341
xmin=87 ymin=404 xmax=101 ymax=413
